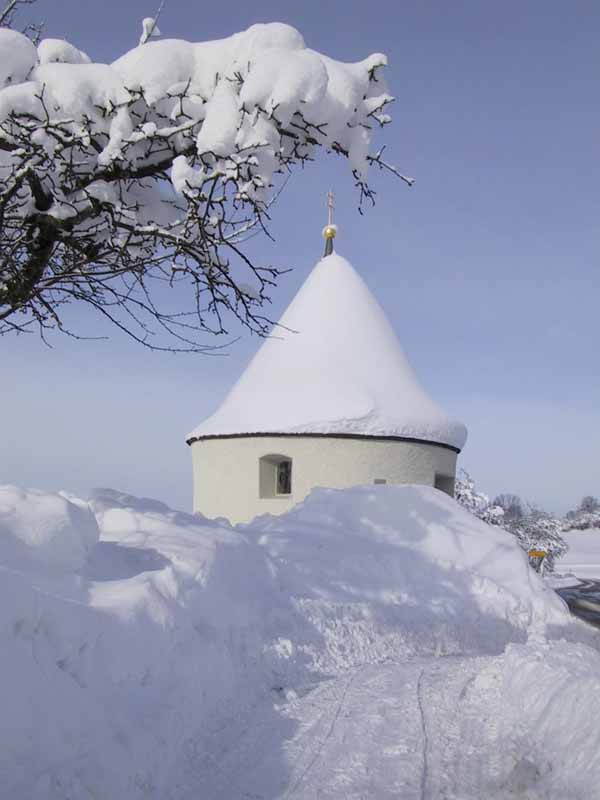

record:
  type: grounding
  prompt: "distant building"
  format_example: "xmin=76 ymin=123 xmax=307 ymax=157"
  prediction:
xmin=187 ymin=209 xmax=467 ymax=524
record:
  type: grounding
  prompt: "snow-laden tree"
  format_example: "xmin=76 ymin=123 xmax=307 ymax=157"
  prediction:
xmin=512 ymin=511 xmax=569 ymax=572
xmin=0 ymin=10 xmax=411 ymax=351
xmin=579 ymin=495 xmax=599 ymax=513
xmin=454 ymin=470 xmax=505 ymax=526
xmin=563 ymin=507 xmax=600 ymax=532
xmin=562 ymin=495 xmax=600 ymax=530
xmin=456 ymin=471 xmax=568 ymax=572
xmin=492 ymin=493 xmax=525 ymax=525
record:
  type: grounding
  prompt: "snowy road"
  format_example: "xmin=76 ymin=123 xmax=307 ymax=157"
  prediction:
xmin=186 ymin=658 xmax=477 ymax=799
xmin=184 ymin=652 xmax=584 ymax=800
xmin=555 ymin=580 xmax=600 ymax=629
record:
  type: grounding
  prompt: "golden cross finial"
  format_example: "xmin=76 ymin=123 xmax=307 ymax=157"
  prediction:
xmin=327 ymin=190 xmax=334 ymax=227
xmin=322 ymin=191 xmax=337 ymax=256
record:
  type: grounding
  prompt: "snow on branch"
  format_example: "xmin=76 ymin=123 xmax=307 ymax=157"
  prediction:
xmin=0 ymin=19 xmax=409 ymax=351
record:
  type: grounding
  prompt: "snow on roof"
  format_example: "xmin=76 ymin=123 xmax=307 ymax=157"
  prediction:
xmin=188 ymin=251 xmax=467 ymax=450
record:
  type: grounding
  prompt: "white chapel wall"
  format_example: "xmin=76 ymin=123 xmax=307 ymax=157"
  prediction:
xmin=191 ymin=435 xmax=457 ymax=525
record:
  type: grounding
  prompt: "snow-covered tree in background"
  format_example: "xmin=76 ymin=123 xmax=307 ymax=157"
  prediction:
xmin=511 ymin=511 xmax=568 ymax=572
xmin=579 ymin=495 xmax=599 ymax=513
xmin=563 ymin=495 xmax=600 ymax=531
xmin=456 ymin=470 xmax=568 ymax=572
xmin=454 ymin=470 xmax=505 ymax=526
xmin=564 ymin=512 xmax=600 ymax=531
xmin=0 ymin=2 xmax=411 ymax=351
xmin=492 ymin=493 xmax=525 ymax=526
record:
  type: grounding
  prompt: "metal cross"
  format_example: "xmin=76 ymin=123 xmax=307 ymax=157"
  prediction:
xmin=327 ymin=191 xmax=334 ymax=227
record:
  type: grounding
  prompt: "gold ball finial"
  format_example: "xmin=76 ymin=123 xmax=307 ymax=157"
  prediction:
xmin=322 ymin=190 xmax=337 ymax=256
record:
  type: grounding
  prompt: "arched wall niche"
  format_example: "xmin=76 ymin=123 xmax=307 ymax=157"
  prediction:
xmin=259 ymin=453 xmax=292 ymax=498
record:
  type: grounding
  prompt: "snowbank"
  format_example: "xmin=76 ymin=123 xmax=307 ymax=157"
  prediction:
xmin=0 ymin=482 xmax=597 ymax=799
xmin=245 ymin=485 xmax=567 ymax=671
xmin=0 ymin=484 xmax=98 ymax=572
xmin=1 ymin=487 xmax=281 ymax=799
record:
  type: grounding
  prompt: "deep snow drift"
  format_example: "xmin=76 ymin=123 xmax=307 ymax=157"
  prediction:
xmin=1 ymin=483 xmax=599 ymax=799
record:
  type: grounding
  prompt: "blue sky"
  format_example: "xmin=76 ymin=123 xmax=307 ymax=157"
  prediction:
xmin=2 ymin=0 xmax=598 ymax=512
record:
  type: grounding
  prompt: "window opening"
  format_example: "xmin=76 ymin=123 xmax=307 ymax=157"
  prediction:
xmin=259 ymin=454 xmax=292 ymax=498
xmin=277 ymin=460 xmax=292 ymax=495
xmin=374 ymin=479 xmax=387 ymax=485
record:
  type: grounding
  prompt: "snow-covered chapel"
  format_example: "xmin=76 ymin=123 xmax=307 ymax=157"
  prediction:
xmin=187 ymin=209 xmax=467 ymax=524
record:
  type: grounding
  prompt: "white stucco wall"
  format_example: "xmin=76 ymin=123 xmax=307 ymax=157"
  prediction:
xmin=190 ymin=435 xmax=458 ymax=525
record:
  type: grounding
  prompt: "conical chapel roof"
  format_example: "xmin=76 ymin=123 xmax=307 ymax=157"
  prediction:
xmin=187 ymin=251 xmax=467 ymax=452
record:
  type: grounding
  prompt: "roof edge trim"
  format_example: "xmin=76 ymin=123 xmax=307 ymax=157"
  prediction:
xmin=185 ymin=431 xmax=461 ymax=454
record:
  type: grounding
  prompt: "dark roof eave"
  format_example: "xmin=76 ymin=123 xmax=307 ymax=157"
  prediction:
xmin=185 ymin=430 xmax=461 ymax=455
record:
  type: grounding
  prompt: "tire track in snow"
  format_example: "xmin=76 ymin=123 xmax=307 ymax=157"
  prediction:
xmin=416 ymin=667 xmax=429 ymax=800
xmin=284 ymin=666 xmax=366 ymax=798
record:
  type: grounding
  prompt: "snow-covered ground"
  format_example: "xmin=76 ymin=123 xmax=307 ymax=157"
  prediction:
xmin=1 ymin=483 xmax=599 ymax=799
xmin=558 ymin=529 xmax=600 ymax=581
